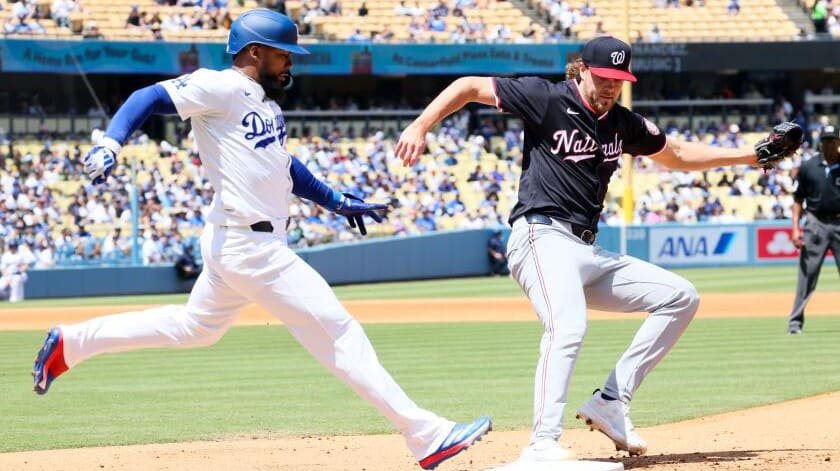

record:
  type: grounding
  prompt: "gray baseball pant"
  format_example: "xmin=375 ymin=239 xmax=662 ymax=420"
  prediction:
xmin=788 ymin=213 xmax=840 ymax=331
xmin=506 ymin=216 xmax=700 ymax=444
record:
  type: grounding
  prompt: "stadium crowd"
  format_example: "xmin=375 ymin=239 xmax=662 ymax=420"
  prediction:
xmin=0 ymin=106 xmax=832 ymax=278
xmin=809 ymin=0 xmax=840 ymax=36
xmin=1 ymin=0 xmax=548 ymax=42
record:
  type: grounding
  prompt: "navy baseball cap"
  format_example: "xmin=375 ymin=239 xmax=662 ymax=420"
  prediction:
xmin=820 ymin=124 xmax=839 ymax=140
xmin=581 ymin=36 xmax=637 ymax=83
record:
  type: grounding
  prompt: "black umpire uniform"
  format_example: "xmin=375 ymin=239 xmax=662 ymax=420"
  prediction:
xmin=787 ymin=124 xmax=840 ymax=334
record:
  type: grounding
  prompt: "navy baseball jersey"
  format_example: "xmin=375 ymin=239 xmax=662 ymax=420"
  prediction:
xmin=493 ymin=77 xmax=666 ymax=229
xmin=793 ymin=156 xmax=840 ymax=214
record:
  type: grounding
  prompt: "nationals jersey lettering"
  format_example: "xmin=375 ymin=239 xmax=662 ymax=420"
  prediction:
xmin=551 ymin=129 xmax=598 ymax=157
xmin=160 ymin=68 xmax=293 ymax=228
xmin=493 ymin=76 xmax=666 ymax=229
xmin=552 ymin=130 xmax=624 ymax=162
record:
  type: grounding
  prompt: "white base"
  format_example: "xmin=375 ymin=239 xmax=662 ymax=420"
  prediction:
xmin=484 ymin=459 xmax=624 ymax=471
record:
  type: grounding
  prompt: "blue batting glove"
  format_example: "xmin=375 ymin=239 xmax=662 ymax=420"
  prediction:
xmin=83 ymin=146 xmax=116 ymax=185
xmin=333 ymin=193 xmax=387 ymax=236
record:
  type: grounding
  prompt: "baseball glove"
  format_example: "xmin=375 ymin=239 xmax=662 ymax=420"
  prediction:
xmin=754 ymin=121 xmax=804 ymax=169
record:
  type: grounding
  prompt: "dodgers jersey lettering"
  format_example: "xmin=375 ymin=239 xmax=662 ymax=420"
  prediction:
xmin=493 ymin=77 xmax=666 ymax=229
xmin=159 ymin=68 xmax=292 ymax=227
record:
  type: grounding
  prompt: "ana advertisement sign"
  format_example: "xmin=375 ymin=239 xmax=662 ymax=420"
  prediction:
xmin=649 ymin=226 xmax=748 ymax=266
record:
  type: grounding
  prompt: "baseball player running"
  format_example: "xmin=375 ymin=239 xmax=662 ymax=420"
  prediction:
xmin=395 ymin=36 xmax=800 ymax=467
xmin=31 ymin=10 xmax=490 ymax=469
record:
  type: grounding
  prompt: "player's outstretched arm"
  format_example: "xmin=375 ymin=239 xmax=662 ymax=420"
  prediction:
xmin=83 ymin=84 xmax=177 ymax=184
xmin=649 ymin=137 xmax=759 ymax=171
xmin=650 ymin=122 xmax=803 ymax=171
xmin=289 ymin=157 xmax=387 ymax=236
xmin=395 ymin=76 xmax=497 ymax=167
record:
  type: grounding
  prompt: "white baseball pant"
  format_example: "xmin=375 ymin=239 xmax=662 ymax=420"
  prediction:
xmin=59 ymin=224 xmax=453 ymax=459
xmin=0 ymin=272 xmax=27 ymax=302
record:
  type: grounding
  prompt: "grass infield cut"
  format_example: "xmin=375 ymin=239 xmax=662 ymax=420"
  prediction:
xmin=2 ymin=315 xmax=840 ymax=452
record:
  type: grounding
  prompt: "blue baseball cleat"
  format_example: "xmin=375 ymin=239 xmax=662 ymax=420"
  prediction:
xmin=32 ymin=327 xmax=69 ymax=395
xmin=419 ymin=416 xmax=492 ymax=470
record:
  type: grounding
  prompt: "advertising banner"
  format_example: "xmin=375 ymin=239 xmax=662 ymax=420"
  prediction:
xmin=756 ymin=226 xmax=832 ymax=260
xmin=0 ymin=39 xmax=576 ymax=75
xmin=370 ymin=44 xmax=577 ymax=75
xmin=4 ymin=39 xmax=840 ymax=74
xmin=649 ymin=226 xmax=748 ymax=266
xmin=756 ymin=227 xmax=799 ymax=260
xmin=0 ymin=40 xmax=358 ymax=74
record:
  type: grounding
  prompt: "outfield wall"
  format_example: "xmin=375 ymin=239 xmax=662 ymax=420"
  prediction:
xmin=20 ymin=221 xmax=802 ymax=299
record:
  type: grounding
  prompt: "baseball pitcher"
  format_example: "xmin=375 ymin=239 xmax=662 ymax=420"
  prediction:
xmin=395 ymin=36 xmax=801 ymax=468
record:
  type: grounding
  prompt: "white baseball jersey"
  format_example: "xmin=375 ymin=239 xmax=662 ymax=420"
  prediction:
xmin=159 ymin=68 xmax=292 ymax=229
xmin=1 ymin=250 xmax=26 ymax=275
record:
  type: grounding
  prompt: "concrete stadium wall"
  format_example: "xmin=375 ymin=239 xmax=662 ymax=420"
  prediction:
xmin=23 ymin=229 xmax=502 ymax=299
xmin=21 ymin=222 xmax=800 ymax=299
xmin=24 ymin=265 xmax=195 ymax=299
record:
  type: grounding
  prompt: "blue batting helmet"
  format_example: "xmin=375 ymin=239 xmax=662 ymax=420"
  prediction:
xmin=226 ymin=9 xmax=310 ymax=56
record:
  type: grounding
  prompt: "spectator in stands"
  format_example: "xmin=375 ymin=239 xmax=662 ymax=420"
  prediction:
xmin=357 ymin=1 xmax=368 ymax=16
xmin=429 ymin=15 xmax=446 ymax=32
xmin=82 ymin=21 xmax=103 ymax=39
xmin=347 ymin=27 xmax=367 ymax=42
xmin=430 ymin=0 xmax=448 ymax=17
xmin=727 ymin=0 xmax=740 ymax=15
xmin=219 ymin=9 xmax=233 ymax=29
xmin=151 ymin=22 xmax=165 ymax=40
xmin=11 ymin=0 xmax=34 ymax=22
xmin=326 ymin=0 xmax=343 ymax=15
xmin=34 ymin=236 xmax=55 ymax=269
xmin=488 ymin=23 xmax=511 ymax=42
xmin=797 ymin=28 xmax=812 ymax=41
xmin=415 ymin=210 xmax=437 ymax=232
xmin=395 ymin=0 xmax=411 ymax=15
xmin=771 ymin=195 xmax=788 ymax=219
xmin=594 ymin=19 xmax=607 ymax=36
xmin=51 ymin=0 xmax=77 ymax=28
xmin=4 ymin=15 xmax=44 ymax=34
xmin=141 ymin=231 xmax=163 ymax=265
xmin=410 ymin=0 xmax=425 ymax=17
xmin=811 ymin=0 xmax=828 ymax=33
xmin=520 ymin=21 xmax=539 ymax=42
xmin=773 ymin=95 xmax=794 ymax=123
xmin=126 ymin=5 xmax=142 ymax=28
xmin=148 ymin=10 xmax=163 ymax=27
xmin=645 ymin=24 xmax=663 ymax=42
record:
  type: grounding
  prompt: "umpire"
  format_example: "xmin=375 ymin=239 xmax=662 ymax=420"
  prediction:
xmin=787 ymin=124 xmax=840 ymax=334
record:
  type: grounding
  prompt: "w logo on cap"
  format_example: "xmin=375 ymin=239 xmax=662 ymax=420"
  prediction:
xmin=610 ymin=50 xmax=625 ymax=65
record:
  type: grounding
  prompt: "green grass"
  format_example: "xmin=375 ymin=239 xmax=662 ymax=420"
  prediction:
xmin=6 ymin=265 xmax=838 ymax=308
xmin=3 ymin=316 xmax=840 ymax=452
